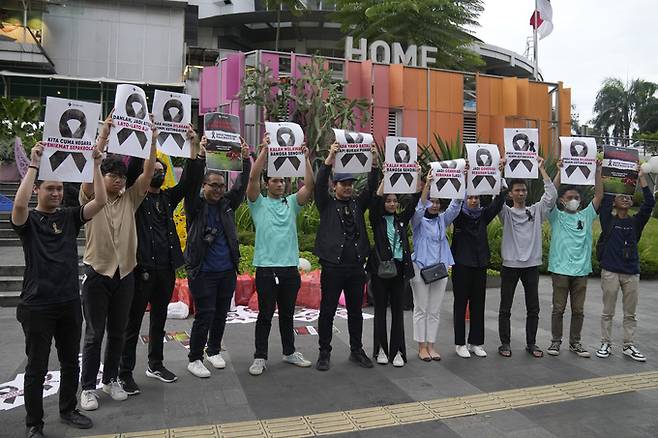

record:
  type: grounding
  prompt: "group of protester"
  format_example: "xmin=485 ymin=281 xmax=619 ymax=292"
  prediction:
xmin=11 ymin=118 xmax=655 ymax=438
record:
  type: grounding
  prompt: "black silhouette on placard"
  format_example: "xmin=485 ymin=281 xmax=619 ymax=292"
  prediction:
xmin=116 ymin=91 xmax=149 ymax=149
xmin=508 ymin=132 xmax=535 ymax=173
xmin=389 ymin=142 xmax=414 ymax=186
xmin=0 ymin=385 xmax=20 ymax=404
xmin=435 ymin=160 xmax=462 ymax=193
xmin=340 ymin=132 xmax=369 ymax=168
xmin=472 ymin=148 xmax=498 ymax=188
xmin=272 ymin=126 xmax=301 ymax=171
xmin=50 ymin=107 xmax=88 ymax=173
xmin=157 ymin=98 xmax=186 ymax=149
xmin=565 ymin=140 xmax=592 ymax=179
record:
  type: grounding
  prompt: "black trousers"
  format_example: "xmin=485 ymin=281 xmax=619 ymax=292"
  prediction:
xmin=188 ymin=271 xmax=236 ymax=362
xmin=254 ymin=267 xmax=300 ymax=360
xmin=318 ymin=265 xmax=367 ymax=354
xmin=17 ymin=300 xmax=82 ymax=428
xmin=452 ymin=264 xmax=487 ymax=346
xmin=120 ymin=268 xmax=175 ymax=377
xmin=498 ymin=266 xmax=540 ymax=346
xmin=81 ymin=267 xmax=134 ymax=390
xmin=371 ymin=263 xmax=406 ymax=362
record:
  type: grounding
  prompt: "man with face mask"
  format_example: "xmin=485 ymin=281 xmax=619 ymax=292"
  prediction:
xmin=545 ymin=159 xmax=603 ymax=358
xmin=118 ymin=126 xmax=201 ymax=393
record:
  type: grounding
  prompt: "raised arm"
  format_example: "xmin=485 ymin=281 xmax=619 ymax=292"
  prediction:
xmin=634 ymin=167 xmax=656 ymax=235
xmin=591 ymin=159 xmax=604 ymax=211
xmin=132 ymin=116 xmax=158 ymax=195
xmin=167 ymin=125 xmax=201 ymax=206
xmin=442 ymin=198 xmax=463 ymax=226
xmin=356 ymin=149 xmax=379 ymax=211
xmin=247 ymin=134 xmax=269 ymax=203
xmin=536 ymin=156 xmax=557 ymax=216
xmin=411 ymin=169 xmax=434 ymax=229
xmin=225 ymin=139 xmax=252 ymax=210
xmin=81 ymin=148 xmax=107 ymax=220
xmin=11 ymin=143 xmax=43 ymax=226
xmin=81 ymin=111 xmax=112 ymax=199
xmin=295 ymin=145 xmax=315 ymax=206
xmin=315 ymin=141 xmax=339 ymax=211
xmin=553 ymin=158 xmax=562 ymax=190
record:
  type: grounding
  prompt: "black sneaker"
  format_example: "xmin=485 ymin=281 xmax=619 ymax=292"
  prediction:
xmin=146 ymin=365 xmax=178 ymax=383
xmin=119 ymin=374 xmax=141 ymax=395
xmin=26 ymin=425 xmax=44 ymax=438
xmin=316 ymin=352 xmax=331 ymax=371
xmin=60 ymin=409 xmax=93 ymax=429
xmin=350 ymin=349 xmax=374 ymax=368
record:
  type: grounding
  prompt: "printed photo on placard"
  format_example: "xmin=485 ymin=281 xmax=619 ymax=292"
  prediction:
xmin=383 ymin=136 xmax=418 ymax=194
xmin=602 ymin=145 xmax=639 ymax=195
xmin=152 ymin=90 xmax=191 ymax=158
xmin=265 ymin=121 xmax=305 ymax=177
xmin=332 ymin=128 xmax=374 ymax=174
xmin=204 ymin=112 xmax=243 ymax=172
xmin=466 ymin=143 xmax=501 ymax=196
xmin=108 ymin=84 xmax=152 ymax=159
xmin=430 ymin=159 xmax=466 ymax=199
xmin=39 ymin=97 xmax=101 ymax=183
xmin=560 ymin=137 xmax=597 ymax=186
xmin=504 ymin=128 xmax=538 ymax=179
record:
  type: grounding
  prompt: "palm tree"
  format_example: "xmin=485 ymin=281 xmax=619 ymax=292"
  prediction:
xmin=266 ymin=0 xmax=307 ymax=52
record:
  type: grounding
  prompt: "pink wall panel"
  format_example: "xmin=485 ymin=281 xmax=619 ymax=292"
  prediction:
xmin=199 ymin=66 xmax=220 ymax=115
xmin=372 ymin=107 xmax=388 ymax=144
xmin=224 ymin=53 xmax=245 ymax=104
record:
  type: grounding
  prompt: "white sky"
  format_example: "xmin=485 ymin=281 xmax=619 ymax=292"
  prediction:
xmin=474 ymin=0 xmax=658 ymax=125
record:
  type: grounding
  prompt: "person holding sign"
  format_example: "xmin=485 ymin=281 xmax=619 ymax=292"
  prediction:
xmin=79 ymin=113 xmax=158 ymax=411
xmin=12 ymin=139 xmax=106 ymax=438
xmin=410 ymin=170 xmax=463 ymax=362
xmin=184 ymin=136 xmax=252 ymax=378
xmin=315 ymin=141 xmax=378 ymax=371
xmin=118 ymin=125 xmax=202 ymax=392
xmin=595 ymin=166 xmax=655 ymax=362
xmin=497 ymin=157 xmax=556 ymax=359
xmin=545 ymin=159 xmax=603 ymax=358
xmin=246 ymin=133 xmax=314 ymax=377
xmin=451 ymin=159 xmax=507 ymax=359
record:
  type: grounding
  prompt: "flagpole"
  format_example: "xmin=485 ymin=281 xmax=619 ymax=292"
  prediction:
xmin=533 ymin=0 xmax=539 ymax=80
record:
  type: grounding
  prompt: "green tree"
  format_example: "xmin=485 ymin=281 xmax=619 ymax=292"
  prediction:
xmin=266 ymin=0 xmax=307 ymax=52
xmin=0 ymin=97 xmax=42 ymax=162
xmin=333 ymin=0 xmax=484 ymax=70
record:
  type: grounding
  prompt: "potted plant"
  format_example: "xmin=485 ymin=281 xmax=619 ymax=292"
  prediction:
xmin=0 ymin=97 xmax=42 ymax=181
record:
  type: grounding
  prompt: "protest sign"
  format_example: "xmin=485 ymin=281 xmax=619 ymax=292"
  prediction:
xmin=152 ymin=90 xmax=191 ymax=158
xmin=602 ymin=145 xmax=639 ymax=195
xmin=332 ymin=129 xmax=373 ymax=174
xmin=383 ymin=136 xmax=417 ymax=194
xmin=266 ymin=122 xmax=305 ymax=177
xmin=204 ymin=112 xmax=243 ymax=171
xmin=466 ymin=143 xmax=501 ymax=196
xmin=504 ymin=128 xmax=538 ymax=178
xmin=40 ymin=97 xmax=100 ymax=183
xmin=430 ymin=159 xmax=466 ymax=199
xmin=560 ymin=137 xmax=597 ymax=186
xmin=108 ymin=84 xmax=152 ymax=158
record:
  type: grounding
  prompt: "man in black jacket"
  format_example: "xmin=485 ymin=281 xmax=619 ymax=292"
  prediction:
xmin=184 ymin=136 xmax=251 ymax=378
xmin=315 ymin=141 xmax=377 ymax=371
xmin=119 ymin=126 xmax=202 ymax=393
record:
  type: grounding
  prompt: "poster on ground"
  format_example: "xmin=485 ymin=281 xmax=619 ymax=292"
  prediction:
xmin=152 ymin=90 xmax=191 ymax=158
xmin=108 ymin=84 xmax=152 ymax=158
xmin=332 ymin=129 xmax=374 ymax=174
xmin=504 ymin=128 xmax=538 ymax=179
xmin=466 ymin=143 xmax=501 ymax=196
xmin=560 ymin=137 xmax=597 ymax=186
xmin=40 ymin=97 xmax=101 ymax=183
xmin=265 ymin=122 xmax=305 ymax=177
xmin=383 ymin=136 xmax=418 ymax=194
xmin=204 ymin=112 xmax=243 ymax=171
xmin=602 ymin=145 xmax=639 ymax=195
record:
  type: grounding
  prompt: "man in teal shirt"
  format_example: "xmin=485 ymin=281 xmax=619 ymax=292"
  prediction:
xmin=246 ymin=133 xmax=315 ymax=376
xmin=546 ymin=159 xmax=603 ymax=358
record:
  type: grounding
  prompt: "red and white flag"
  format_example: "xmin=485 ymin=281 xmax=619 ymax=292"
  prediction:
xmin=530 ymin=0 xmax=553 ymax=39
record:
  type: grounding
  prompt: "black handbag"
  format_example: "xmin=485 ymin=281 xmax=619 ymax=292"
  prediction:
xmin=420 ymin=262 xmax=448 ymax=284
xmin=377 ymin=259 xmax=398 ymax=279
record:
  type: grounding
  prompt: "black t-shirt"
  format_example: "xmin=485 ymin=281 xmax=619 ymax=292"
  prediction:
xmin=11 ymin=206 xmax=85 ymax=306
xmin=136 ymin=192 xmax=171 ymax=270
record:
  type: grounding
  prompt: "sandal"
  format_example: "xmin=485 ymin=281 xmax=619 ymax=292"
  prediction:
xmin=418 ymin=352 xmax=431 ymax=362
xmin=526 ymin=344 xmax=544 ymax=358
xmin=498 ymin=344 xmax=512 ymax=357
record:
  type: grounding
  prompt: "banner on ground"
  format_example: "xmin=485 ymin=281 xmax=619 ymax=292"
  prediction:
xmin=602 ymin=145 xmax=639 ymax=195
xmin=383 ymin=136 xmax=417 ymax=194
xmin=40 ymin=97 xmax=101 ymax=183
xmin=430 ymin=159 xmax=466 ymax=199
xmin=504 ymin=128 xmax=538 ymax=179
xmin=332 ymin=129 xmax=373 ymax=174
xmin=265 ymin=122 xmax=305 ymax=177
xmin=152 ymin=90 xmax=191 ymax=158
xmin=560 ymin=137 xmax=597 ymax=186
xmin=466 ymin=143 xmax=501 ymax=196
xmin=204 ymin=112 xmax=243 ymax=171
xmin=108 ymin=84 xmax=152 ymax=158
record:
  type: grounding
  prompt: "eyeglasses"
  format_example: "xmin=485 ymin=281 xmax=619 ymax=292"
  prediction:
xmin=616 ymin=195 xmax=632 ymax=201
xmin=205 ymin=183 xmax=226 ymax=190
xmin=105 ymin=173 xmax=126 ymax=181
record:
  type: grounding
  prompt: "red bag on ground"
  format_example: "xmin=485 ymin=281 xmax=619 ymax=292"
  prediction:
xmin=248 ymin=290 xmax=259 ymax=311
xmin=235 ymin=274 xmax=255 ymax=306
xmin=296 ymin=270 xmax=321 ymax=309
xmin=175 ymin=278 xmax=195 ymax=315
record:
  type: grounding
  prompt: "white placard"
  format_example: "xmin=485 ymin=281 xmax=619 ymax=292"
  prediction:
xmin=504 ymin=128 xmax=538 ymax=179
xmin=466 ymin=143 xmax=501 ymax=195
xmin=265 ymin=122 xmax=305 ymax=177
xmin=332 ymin=129 xmax=374 ymax=174
xmin=560 ymin=137 xmax=597 ymax=186
xmin=108 ymin=84 xmax=152 ymax=158
xmin=40 ymin=97 xmax=101 ymax=183
xmin=152 ymin=90 xmax=191 ymax=158
xmin=430 ymin=159 xmax=466 ymax=199
xmin=383 ymin=136 xmax=418 ymax=194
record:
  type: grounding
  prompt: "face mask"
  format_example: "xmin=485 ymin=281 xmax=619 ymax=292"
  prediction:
xmin=564 ymin=199 xmax=580 ymax=212
xmin=150 ymin=174 xmax=165 ymax=188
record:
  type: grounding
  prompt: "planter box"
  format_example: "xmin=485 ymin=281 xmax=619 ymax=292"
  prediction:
xmin=0 ymin=162 xmax=20 ymax=182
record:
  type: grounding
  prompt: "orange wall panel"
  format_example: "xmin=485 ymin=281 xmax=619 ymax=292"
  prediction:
xmin=403 ymin=68 xmax=420 ymax=110
xmin=490 ymin=115 xmax=505 ymax=149
xmin=417 ymin=70 xmax=428 ymax=110
xmin=489 ymin=78 xmax=503 ymax=116
xmin=389 ymin=64 xmax=404 ymax=108
xmin=477 ymin=114 xmax=491 ymax=143
xmin=517 ymin=78 xmax=530 ymax=117
xmin=418 ymin=110 xmax=428 ymax=145
xmin=476 ymin=75 xmax=491 ymax=116
xmin=502 ymin=77 xmax=518 ymax=116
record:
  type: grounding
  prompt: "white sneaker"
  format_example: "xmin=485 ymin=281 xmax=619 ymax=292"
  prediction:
xmin=623 ymin=345 xmax=647 ymax=362
xmin=187 ymin=360 xmax=211 ymax=378
xmin=283 ymin=351 xmax=312 ymax=367
xmin=376 ymin=350 xmax=388 ymax=365
xmin=392 ymin=352 xmax=404 ymax=367
xmin=207 ymin=353 xmax=226 ymax=369
xmin=596 ymin=343 xmax=612 ymax=358
xmin=468 ymin=344 xmax=487 ymax=358
xmin=80 ymin=389 xmax=98 ymax=411
xmin=102 ymin=379 xmax=128 ymax=401
xmin=249 ymin=358 xmax=267 ymax=376
xmin=456 ymin=345 xmax=471 ymax=358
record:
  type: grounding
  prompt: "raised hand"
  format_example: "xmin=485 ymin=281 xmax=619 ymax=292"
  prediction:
xmin=30 ymin=142 xmax=44 ymax=167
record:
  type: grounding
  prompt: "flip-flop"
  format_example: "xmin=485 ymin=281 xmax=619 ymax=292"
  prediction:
xmin=429 ymin=353 xmax=441 ymax=361
xmin=526 ymin=344 xmax=544 ymax=358
xmin=498 ymin=344 xmax=512 ymax=357
xmin=418 ymin=353 xmax=431 ymax=362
